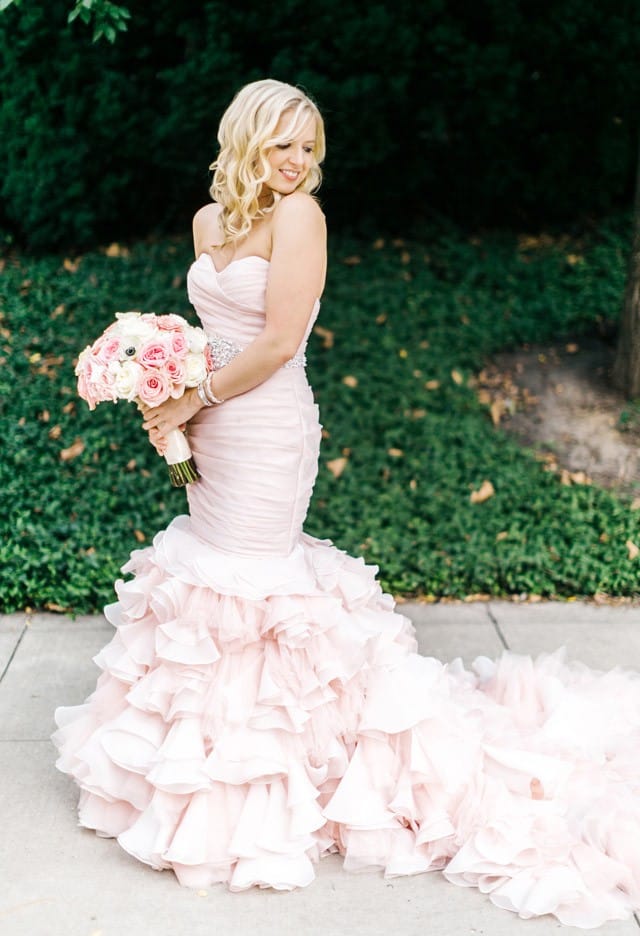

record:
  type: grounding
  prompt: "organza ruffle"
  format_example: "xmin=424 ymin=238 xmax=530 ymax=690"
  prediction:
xmin=52 ymin=517 xmax=640 ymax=925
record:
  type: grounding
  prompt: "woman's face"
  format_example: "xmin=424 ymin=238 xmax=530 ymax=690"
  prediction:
xmin=263 ymin=111 xmax=317 ymax=196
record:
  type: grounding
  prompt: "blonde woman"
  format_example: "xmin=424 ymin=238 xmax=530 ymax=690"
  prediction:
xmin=53 ymin=80 xmax=640 ymax=928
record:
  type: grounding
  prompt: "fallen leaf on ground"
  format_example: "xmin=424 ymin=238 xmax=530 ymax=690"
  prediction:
xmin=313 ymin=325 xmax=334 ymax=348
xmin=327 ymin=457 xmax=348 ymax=478
xmin=104 ymin=242 xmax=130 ymax=258
xmin=63 ymin=257 xmax=81 ymax=272
xmin=388 ymin=448 xmax=404 ymax=457
xmin=48 ymin=425 xmax=62 ymax=440
xmin=451 ymin=369 xmax=464 ymax=385
xmin=561 ymin=469 xmax=592 ymax=486
xmin=424 ymin=380 xmax=440 ymax=390
xmin=133 ymin=529 xmax=146 ymax=543
xmin=490 ymin=399 xmax=506 ymax=426
xmin=342 ymin=375 xmax=358 ymax=387
xmin=496 ymin=531 xmax=509 ymax=541
xmin=566 ymin=343 xmax=579 ymax=353
xmin=470 ymin=480 xmax=495 ymax=504
xmin=626 ymin=540 xmax=639 ymax=560
xmin=60 ymin=438 xmax=84 ymax=460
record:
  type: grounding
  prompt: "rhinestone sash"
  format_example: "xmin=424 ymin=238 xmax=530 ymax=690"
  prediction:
xmin=207 ymin=334 xmax=306 ymax=370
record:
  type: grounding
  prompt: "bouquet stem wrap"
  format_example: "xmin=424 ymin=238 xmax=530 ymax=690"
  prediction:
xmin=164 ymin=429 xmax=199 ymax=487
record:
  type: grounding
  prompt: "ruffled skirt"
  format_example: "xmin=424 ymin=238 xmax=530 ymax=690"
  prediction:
xmin=52 ymin=516 xmax=640 ymax=928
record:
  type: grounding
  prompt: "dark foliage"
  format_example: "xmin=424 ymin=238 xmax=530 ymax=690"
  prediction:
xmin=1 ymin=0 xmax=639 ymax=249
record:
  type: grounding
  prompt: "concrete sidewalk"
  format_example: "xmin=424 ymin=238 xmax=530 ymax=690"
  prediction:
xmin=1 ymin=600 xmax=639 ymax=936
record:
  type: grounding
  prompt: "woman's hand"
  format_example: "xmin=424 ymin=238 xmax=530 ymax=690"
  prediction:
xmin=147 ymin=426 xmax=169 ymax=456
xmin=139 ymin=388 xmax=202 ymax=442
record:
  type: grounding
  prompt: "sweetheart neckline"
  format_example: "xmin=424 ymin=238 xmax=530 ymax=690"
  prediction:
xmin=198 ymin=252 xmax=270 ymax=276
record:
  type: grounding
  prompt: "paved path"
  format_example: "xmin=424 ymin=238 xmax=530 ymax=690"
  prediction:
xmin=1 ymin=601 xmax=639 ymax=936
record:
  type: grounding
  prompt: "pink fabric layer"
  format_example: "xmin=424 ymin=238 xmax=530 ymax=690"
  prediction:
xmin=52 ymin=256 xmax=640 ymax=927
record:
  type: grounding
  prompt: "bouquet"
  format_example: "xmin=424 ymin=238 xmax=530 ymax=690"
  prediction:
xmin=75 ymin=311 xmax=213 ymax=487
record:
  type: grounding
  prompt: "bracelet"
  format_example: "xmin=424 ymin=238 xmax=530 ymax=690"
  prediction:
xmin=197 ymin=374 xmax=225 ymax=406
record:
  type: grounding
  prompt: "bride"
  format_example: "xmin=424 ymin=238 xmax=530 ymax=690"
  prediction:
xmin=52 ymin=79 xmax=640 ymax=929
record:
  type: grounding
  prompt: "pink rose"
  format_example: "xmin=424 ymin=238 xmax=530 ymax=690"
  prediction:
xmin=77 ymin=357 xmax=117 ymax=408
xmin=204 ymin=344 xmax=214 ymax=372
xmin=170 ymin=332 xmax=188 ymax=358
xmin=94 ymin=335 xmax=122 ymax=364
xmin=77 ymin=370 xmax=99 ymax=410
xmin=137 ymin=370 xmax=170 ymax=405
xmin=165 ymin=356 xmax=186 ymax=386
xmin=156 ymin=314 xmax=185 ymax=332
xmin=138 ymin=340 xmax=171 ymax=368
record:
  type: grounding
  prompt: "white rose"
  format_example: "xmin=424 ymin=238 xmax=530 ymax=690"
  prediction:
xmin=185 ymin=325 xmax=207 ymax=354
xmin=184 ymin=352 xmax=206 ymax=386
xmin=116 ymin=312 xmax=155 ymax=347
xmin=113 ymin=360 xmax=144 ymax=400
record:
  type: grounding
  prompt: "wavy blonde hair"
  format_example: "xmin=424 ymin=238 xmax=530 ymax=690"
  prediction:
xmin=209 ymin=79 xmax=325 ymax=245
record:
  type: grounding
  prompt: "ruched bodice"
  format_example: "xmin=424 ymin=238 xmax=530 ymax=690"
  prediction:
xmin=187 ymin=253 xmax=320 ymax=359
xmin=184 ymin=253 xmax=322 ymax=557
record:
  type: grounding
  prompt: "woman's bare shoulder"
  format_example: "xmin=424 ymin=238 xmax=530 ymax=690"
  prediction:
xmin=274 ymin=191 xmax=324 ymax=217
xmin=272 ymin=192 xmax=325 ymax=235
xmin=193 ymin=203 xmax=224 ymax=253
xmin=193 ymin=202 xmax=223 ymax=233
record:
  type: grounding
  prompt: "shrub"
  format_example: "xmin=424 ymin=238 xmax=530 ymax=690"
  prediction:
xmin=1 ymin=0 xmax=639 ymax=249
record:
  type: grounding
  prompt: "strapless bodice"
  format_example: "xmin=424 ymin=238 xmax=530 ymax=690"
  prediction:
xmin=187 ymin=253 xmax=320 ymax=360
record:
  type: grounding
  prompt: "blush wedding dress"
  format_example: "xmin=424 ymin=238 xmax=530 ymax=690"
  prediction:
xmin=52 ymin=253 xmax=640 ymax=929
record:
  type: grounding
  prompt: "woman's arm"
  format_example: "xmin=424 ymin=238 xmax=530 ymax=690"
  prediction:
xmin=204 ymin=192 xmax=326 ymax=397
xmin=142 ymin=193 xmax=326 ymax=435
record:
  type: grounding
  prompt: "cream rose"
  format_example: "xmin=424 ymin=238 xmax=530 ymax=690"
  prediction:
xmin=113 ymin=360 xmax=144 ymax=400
xmin=185 ymin=325 xmax=207 ymax=354
xmin=115 ymin=312 xmax=156 ymax=347
xmin=184 ymin=352 xmax=207 ymax=385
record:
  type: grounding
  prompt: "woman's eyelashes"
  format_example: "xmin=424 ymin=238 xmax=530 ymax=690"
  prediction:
xmin=276 ymin=143 xmax=314 ymax=153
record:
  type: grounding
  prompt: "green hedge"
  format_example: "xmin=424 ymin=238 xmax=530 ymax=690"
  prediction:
xmin=2 ymin=215 xmax=639 ymax=612
xmin=1 ymin=0 xmax=639 ymax=249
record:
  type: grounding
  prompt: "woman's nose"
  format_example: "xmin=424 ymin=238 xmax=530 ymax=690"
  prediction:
xmin=287 ymin=146 xmax=305 ymax=166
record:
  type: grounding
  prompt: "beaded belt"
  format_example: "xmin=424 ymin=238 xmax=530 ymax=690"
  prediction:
xmin=207 ymin=334 xmax=306 ymax=370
